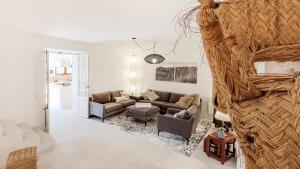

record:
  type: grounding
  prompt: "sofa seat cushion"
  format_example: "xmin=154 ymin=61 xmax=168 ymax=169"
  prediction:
xmin=140 ymin=100 xmax=183 ymax=110
xmin=104 ymin=103 xmax=123 ymax=113
xmin=118 ymin=99 xmax=136 ymax=107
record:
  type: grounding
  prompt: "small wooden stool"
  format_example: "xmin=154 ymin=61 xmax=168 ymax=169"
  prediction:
xmin=204 ymin=132 xmax=236 ymax=164
xmin=6 ymin=146 xmax=38 ymax=169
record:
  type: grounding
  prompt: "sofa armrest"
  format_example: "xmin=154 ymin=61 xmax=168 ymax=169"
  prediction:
xmin=89 ymin=101 xmax=105 ymax=118
xmin=157 ymin=114 xmax=195 ymax=138
xmin=167 ymin=108 xmax=182 ymax=115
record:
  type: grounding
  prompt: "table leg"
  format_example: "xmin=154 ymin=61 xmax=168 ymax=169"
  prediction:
xmin=221 ymin=142 xmax=225 ymax=165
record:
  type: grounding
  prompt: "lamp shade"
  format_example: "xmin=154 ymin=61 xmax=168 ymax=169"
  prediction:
xmin=215 ymin=111 xmax=231 ymax=122
xmin=144 ymin=54 xmax=165 ymax=64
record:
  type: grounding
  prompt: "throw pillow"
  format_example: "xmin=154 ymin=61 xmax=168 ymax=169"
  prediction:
xmin=115 ymin=96 xmax=129 ymax=103
xmin=189 ymin=94 xmax=201 ymax=106
xmin=175 ymin=96 xmax=194 ymax=109
xmin=141 ymin=89 xmax=151 ymax=100
xmin=174 ymin=110 xmax=193 ymax=120
xmin=110 ymin=90 xmax=122 ymax=101
xmin=121 ymin=92 xmax=130 ymax=100
xmin=144 ymin=91 xmax=159 ymax=101
xmin=185 ymin=105 xmax=197 ymax=118
xmin=173 ymin=110 xmax=186 ymax=118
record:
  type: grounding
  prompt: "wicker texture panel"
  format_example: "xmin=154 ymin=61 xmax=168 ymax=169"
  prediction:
xmin=197 ymin=0 xmax=300 ymax=168
xmin=6 ymin=147 xmax=37 ymax=169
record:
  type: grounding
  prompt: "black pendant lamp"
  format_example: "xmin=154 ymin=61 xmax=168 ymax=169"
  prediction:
xmin=144 ymin=42 xmax=165 ymax=64
xmin=132 ymin=38 xmax=165 ymax=64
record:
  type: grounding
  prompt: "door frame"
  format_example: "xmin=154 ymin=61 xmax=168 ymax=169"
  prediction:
xmin=45 ymin=48 xmax=89 ymax=131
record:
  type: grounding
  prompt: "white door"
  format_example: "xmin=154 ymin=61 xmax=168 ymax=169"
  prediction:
xmin=72 ymin=53 xmax=89 ymax=118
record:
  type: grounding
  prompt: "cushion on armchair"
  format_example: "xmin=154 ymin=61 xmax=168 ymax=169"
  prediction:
xmin=173 ymin=107 xmax=196 ymax=120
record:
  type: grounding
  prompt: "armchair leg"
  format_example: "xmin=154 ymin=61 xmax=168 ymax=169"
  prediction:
xmin=158 ymin=130 xmax=160 ymax=136
xmin=102 ymin=118 xmax=105 ymax=123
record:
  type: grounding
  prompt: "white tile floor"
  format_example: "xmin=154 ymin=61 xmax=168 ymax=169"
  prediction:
xmin=39 ymin=109 xmax=236 ymax=169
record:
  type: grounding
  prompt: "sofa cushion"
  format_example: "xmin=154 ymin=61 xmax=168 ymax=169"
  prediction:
xmin=110 ymin=90 xmax=122 ymax=101
xmin=152 ymin=90 xmax=170 ymax=102
xmin=118 ymin=99 xmax=136 ymax=107
xmin=115 ymin=96 xmax=129 ymax=103
xmin=141 ymin=89 xmax=151 ymax=100
xmin=175 ymin=96 xmax=194 ymax=109
xmin=169 ymin=93 xmax=185 ymax=103
xmin=140 ymin=100 xmax=182 ymax=110
xmin=104 ymin=103 xmax=123 ymax=113
xmin=93 ymin=92 xmax=111 ymax=104
xmin=121 ymin=92 xmax=130 ymax=100
xmin=144 ymin=91 xmax=159 ymax=101
xmin=189 ymin=94 xmax=201 ymax=106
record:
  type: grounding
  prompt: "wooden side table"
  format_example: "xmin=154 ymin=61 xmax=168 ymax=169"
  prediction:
xmin=204 ymin=132 xmax=236 ymax=164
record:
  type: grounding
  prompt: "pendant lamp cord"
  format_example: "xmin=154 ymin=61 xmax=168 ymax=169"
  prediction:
xmin=132 ymin=38 xmax=178 ymax=56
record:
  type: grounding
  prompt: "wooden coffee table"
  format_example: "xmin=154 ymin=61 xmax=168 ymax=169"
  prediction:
xmin=204 ymin=132 xmax=236 ymax=164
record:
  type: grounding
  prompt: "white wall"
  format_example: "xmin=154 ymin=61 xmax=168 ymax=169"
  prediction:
xmin=89 ymin=38 xmax=213 ymax=116
xmin=0 ymin=28 xmax=91 ymax=128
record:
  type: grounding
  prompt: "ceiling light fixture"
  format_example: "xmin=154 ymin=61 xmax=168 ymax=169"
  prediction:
xmin=132 ymin=38 xmax=165 ymax=64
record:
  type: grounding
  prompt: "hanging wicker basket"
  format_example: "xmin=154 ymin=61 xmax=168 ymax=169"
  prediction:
xmin=196 ymin=0 xmax=300 ymax=168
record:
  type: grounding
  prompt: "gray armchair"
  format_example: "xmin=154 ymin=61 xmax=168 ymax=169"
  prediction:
xmin=157 ymin=105 xmax=201 ymax=145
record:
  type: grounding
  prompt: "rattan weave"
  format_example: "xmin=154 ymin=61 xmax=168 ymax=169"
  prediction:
xmin=6 ymin=147 xmax=37 ymax=169
xmin=196 ymin=0 xmax=300 ymax=168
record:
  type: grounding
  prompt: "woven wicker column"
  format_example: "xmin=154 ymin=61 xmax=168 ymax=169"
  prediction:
xmin=197 ymin=0 xmax=300 ymax=168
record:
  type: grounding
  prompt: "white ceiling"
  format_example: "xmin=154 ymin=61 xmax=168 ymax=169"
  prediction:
xmin=0 ymin=0 xmax=198 ymax=43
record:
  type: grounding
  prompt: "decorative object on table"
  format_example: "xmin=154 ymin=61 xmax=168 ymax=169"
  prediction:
xmin=6 ymin=146 xmax=38 ymax=169
xmin=126 ymin=104 xmax=160 ymax=126
xmin=155 ymin=63 xmax=198 ymax=84
xmin=187 ymin=0 xmax=300 ymax=168
xmin=131 ymin=37 xmax=165 ymax=64
xmin=204 ymin=132 xmax=236 ymax=165
xmin=135 ymin=102 xmax=152 ymax=108
xmin=214 ymin=111 xmax=231 ymax=139
xmin=91 ymin=113 xmax=212 ymax=156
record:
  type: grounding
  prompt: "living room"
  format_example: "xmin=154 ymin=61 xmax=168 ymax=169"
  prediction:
xmin=1 ymin=0 xmax=300 ymax=169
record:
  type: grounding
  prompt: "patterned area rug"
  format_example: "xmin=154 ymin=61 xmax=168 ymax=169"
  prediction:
xmin=93 ymin=113 xmax=212 ymax=156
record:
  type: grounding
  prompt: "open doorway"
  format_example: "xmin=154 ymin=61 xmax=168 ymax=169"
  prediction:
xmin=48 ymin=53 xmax=73 ymax=111
xmin=45 ymin=49 xmax=89 ymax=132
